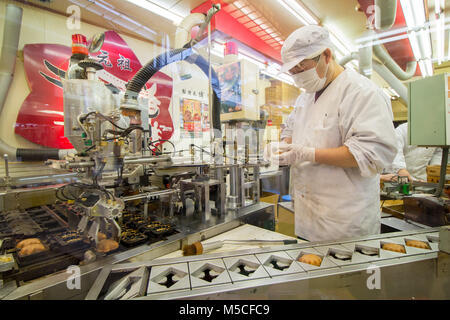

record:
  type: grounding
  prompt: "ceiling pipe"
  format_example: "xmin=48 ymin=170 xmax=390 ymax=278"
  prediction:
xmin=372 ymin=59 xmax=408 ymax=101
xmin=338 ymin=51 xmax=408 ymax=101
xmin=338 ymin=52 xmax=359 ymax=66
xmin=0 ymin=4 xmax=23 ymax=161
xmin=374 ymin=0 xmax=398 ymax=30
xmin=174 ymin=13 xmax=206 ymax=48
xmin=373 ymin=44 xmax=417 ymax=80
xmin=0 ymin=4 xmax=74 ymax=161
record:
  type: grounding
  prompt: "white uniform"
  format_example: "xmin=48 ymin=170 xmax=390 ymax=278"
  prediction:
xmin=291 ymin=68 xmax=397 ymax=241
xmin=280 ymin=95 xmax=306 ymax=141
xmin=390 ymin=123 xmax=442 ymax=181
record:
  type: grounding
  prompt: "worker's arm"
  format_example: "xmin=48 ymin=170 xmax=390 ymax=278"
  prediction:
xmin=315 ymin=145 xmax=358 ymax=168
xmin=339 ymin=88 xmax=397 ymax=177
xmin=275 ymin=145 xmax=358 ymax=168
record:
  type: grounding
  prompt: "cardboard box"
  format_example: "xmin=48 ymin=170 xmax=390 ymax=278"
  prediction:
xmin=260 ymin=192 xmax=279 ymax=220
xmin=426 ymin=165 xmax=450 ymax=176
xmin=277 ymin=204 xmax=295 ymax=237
xmin=426 ymin=165 xmax=450 ymax=184
xmin=265 ymin=81 xmax=300 ymax=107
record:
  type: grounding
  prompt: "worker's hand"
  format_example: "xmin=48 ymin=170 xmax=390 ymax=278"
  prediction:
xmin=397 ymin=169 xmax=414 ymax=182
xmin=281 ymin=137 xmax=292 ymax=144
xmin=264 ymin=141 xmax=290 ymax=161
xmin=272 ymin=144 xmax=315 ymax=166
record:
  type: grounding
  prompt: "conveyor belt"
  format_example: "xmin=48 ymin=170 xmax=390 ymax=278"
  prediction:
xmin=86 ymin=227 xmax=449 ymax=300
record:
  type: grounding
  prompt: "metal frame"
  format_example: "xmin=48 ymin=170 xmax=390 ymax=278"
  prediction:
xmin=84 ymin=227 xmax=449 ymax=300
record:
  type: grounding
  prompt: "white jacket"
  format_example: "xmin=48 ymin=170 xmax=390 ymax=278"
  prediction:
xmin=291 ymin=68 xmax=397 ymax=242
xmin=390 ymin=123 xmax=441 ymax=181
xmin=280 ymin=95 xmax=306 ymax=141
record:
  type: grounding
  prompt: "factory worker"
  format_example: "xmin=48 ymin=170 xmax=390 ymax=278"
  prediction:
xmin=273 ymin=25 xmax=397 ymax=242
xmin=381 ymin=122 xmax=442 ymax=182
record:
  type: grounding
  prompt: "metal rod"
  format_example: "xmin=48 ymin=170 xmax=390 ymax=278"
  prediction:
xmin=3 ymin=154 xmax=10 ymax=186
xmin=435 ymin=146 xmax=449 ymax=197
xmin=122 ymin=189 xmax=177 ymax=202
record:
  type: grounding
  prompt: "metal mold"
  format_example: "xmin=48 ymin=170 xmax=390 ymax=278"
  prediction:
xmin=351 ymin=240 xmax=400 ymax=259
xmin=403 ymin=238 xmax=432 ymax=251
xmin=256 ymin=251 xmax=305 ymax=276
xmin=103 ymin=266 xmax=148 ymax=300
xmin=223 ymin=255 xmax=269 ymax=282
xmin=147 ymin=263 xmax=189 ymax=294
xmin=380 ymin=239 xmax=407 ymax=255
xmin=285 ymin=248 xmax=337 ymax=271
xmin=314 ymin=245 xmax=366 ymax=266
xmin=425 ymin=233 xmax=440 ymax=250
xmin=189 ymin=259 xmax=231 ymax=288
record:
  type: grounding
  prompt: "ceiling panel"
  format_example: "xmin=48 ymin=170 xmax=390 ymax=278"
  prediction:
xmin=170 ymin=0 xmax=206 ymax=16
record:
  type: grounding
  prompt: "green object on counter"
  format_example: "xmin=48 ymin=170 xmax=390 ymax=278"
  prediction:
xmin=401 ymin=183 xmax=410 ymax=195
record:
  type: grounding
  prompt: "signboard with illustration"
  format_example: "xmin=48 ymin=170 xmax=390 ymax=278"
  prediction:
xmin=216 ymin=61 xmax=243 ymax=114
xmin=180 ymin=98 xmax=208 ymax=138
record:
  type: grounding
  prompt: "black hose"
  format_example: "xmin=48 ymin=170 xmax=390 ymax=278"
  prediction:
xmin=16 ymin=148 xmax=59 ymax=161
xmin=124 ymin=48 xmax=222 ymax=138
xmin=125 ymin=48 xmax=190 ymax=96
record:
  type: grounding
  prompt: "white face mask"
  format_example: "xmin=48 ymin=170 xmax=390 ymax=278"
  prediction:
xmin=292 ymin=58 xmax=329 ymax=93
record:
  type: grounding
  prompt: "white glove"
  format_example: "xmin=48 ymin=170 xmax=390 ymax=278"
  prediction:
xmin=263 ymin=141 xmax=290 ymax=161
xmin=273 ymin=144 xmax=315 ymax=166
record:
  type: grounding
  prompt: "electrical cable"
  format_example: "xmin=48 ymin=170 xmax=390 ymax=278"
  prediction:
xmin=80 ymin=111 xmax=128 ymax=131
xmin=149 ymin=139 xmax=176 ymax=156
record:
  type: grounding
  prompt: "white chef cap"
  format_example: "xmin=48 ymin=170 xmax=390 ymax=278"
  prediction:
xmin=280 ymin=25 xmax=334 ymax=73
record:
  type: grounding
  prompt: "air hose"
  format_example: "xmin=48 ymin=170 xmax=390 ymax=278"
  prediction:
xmin=124 ymin=47 xmax=222 ymax=138
xmin=16 ymin=148 xmax=60 ymax=161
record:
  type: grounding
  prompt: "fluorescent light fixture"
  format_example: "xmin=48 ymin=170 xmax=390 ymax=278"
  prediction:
xmin=418 ymin=59 xmax=433 ymax=77
xmin=95 ymin=1 xmax=120 ymax=15
xmin=234 ymin=1 xmax=244 ymax=9
xmin=241 ymin=7 xmax=252 ymax=15
xmin=328 ymin=31 xmax=353 ymax=57
xmin=435 ymin=0 xmax=445 ymax=64
xmin=277 ymin=0 xmax=318 ymax=25
xmin=400 ymin=0 xmax=433 ymax=77
xmin=125 ymin=0 xmax=184 ymax=25
xmin=277 ymin=0 xmax=354 ymax=58
xmin=408 ymin=31 xmax=421 ymax=60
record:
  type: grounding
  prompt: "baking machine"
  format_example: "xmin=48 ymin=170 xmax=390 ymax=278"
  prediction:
xmin=0 ymin=4 xmax=279 ymax=298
